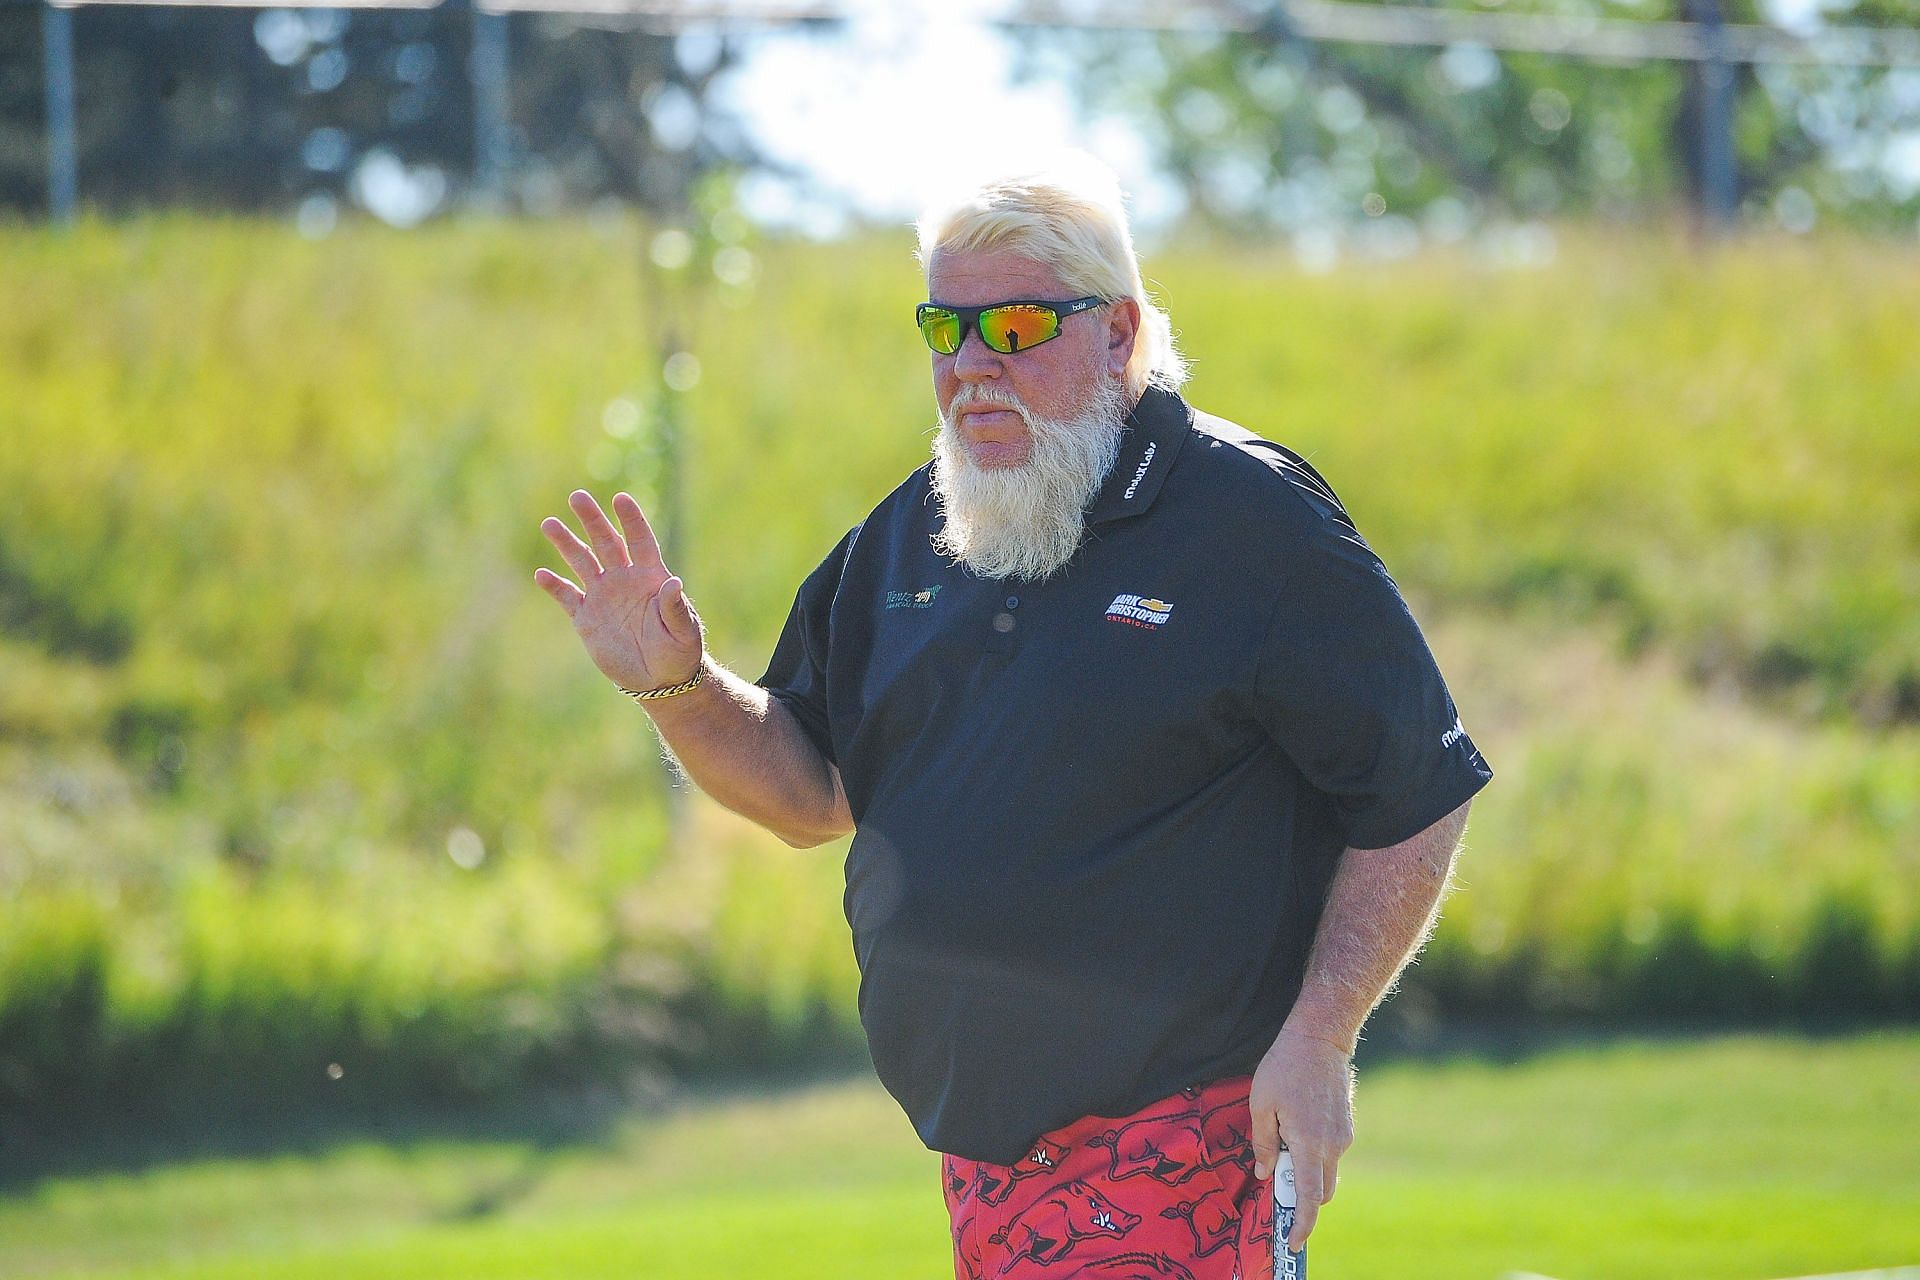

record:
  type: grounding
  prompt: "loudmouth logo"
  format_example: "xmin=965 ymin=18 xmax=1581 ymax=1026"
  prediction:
xmin=1106 ymin=593 xmax=1173 ymax=629
xmin=885 ymin=585 xmax=941 ymax=610
xmin=1440 ymin=716 xmax=1468 ymax=749
xmin=1122 ymin=441 xmax=1156 ymax=500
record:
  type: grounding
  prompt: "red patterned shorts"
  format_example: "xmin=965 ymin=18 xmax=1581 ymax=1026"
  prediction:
xmin=941 ymin=1073 xmax=1276 ymax=1280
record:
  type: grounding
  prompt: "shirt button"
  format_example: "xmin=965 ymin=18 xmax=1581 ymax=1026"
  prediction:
xmin=992 ymin=612 xmax=1016 ymax=633
xmin=1004 ymin=595 xmax=1020 ymax=610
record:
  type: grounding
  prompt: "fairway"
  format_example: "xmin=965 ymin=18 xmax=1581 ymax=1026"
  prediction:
xmin=4 ymin=1032 xmax=1916 ymax=1280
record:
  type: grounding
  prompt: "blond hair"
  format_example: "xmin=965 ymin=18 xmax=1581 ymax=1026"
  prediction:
xmin=915 ymin=151 xmax=1187 ymax=398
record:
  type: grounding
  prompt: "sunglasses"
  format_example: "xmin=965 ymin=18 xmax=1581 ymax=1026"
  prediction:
xmin=915 ymin=296 xmax=1105 ymax=356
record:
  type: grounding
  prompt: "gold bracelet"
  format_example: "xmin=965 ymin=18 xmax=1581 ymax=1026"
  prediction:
xmin=615 ymin=662 xmax=705 ymax=702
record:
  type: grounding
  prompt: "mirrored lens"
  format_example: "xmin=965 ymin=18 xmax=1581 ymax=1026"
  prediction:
xmin=918 ymin=308 xmax=961 ymax=354
xmin=979 ymin=304 xmax=1058 ymax=354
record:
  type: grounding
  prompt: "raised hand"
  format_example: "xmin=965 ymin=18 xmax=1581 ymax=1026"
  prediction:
xmin=534 ymin=489 xmax=704 ymax=694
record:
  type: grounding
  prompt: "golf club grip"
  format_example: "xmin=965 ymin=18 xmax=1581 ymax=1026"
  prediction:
xmin=1274 ymin=1147 xmax=1307 ymax=1279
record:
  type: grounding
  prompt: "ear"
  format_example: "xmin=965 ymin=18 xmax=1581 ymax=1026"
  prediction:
xmin=1104 ymin=297 xmax=1142 ymax=380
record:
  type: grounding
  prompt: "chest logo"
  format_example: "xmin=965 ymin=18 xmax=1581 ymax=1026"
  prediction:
xmin=885 ymin=585 xmax=942 ymax=610
xmin=1105 ymin=593 xmax=1173 ymax=629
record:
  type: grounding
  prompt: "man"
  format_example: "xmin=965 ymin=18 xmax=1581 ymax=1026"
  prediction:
xmin=535 ymin=154 xmax=1491 ymax=1280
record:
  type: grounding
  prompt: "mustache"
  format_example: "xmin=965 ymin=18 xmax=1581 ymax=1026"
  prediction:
xmin=946 ymin=385 xmax=1030 ymax=419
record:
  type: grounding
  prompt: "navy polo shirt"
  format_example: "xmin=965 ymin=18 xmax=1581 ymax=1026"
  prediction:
xmin=757 ymin=384 xmax=1492 ymax=1165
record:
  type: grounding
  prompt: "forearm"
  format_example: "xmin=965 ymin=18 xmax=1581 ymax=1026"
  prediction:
xmin=637 ymin=656 xmax=852 ymax=848
xmin=1281 ymin=799 xmax=1472 ymax=1053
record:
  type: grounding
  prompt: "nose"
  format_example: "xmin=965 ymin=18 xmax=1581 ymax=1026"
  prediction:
xmin=951 ymin=324 xmax=1003 ymax=382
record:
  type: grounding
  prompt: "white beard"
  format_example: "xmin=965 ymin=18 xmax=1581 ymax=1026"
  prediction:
xmin=928 ymin=378 xmax=1130 ymax=582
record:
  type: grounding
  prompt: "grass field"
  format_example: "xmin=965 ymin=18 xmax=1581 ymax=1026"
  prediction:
xmin=3 ymin=1032 xmax=1916 ymax=1280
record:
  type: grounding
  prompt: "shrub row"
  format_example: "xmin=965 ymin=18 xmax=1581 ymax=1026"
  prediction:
xmin=5 ymin=865 xmax=1914 ymax=1144
xmin=1410 ymin=890 xmax=1920 ymax=1022
xmin=0 ymin=868 xmax=692 ymax=1137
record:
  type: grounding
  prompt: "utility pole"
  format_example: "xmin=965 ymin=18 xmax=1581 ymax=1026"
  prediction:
xmin=470 ymin=5 xmax=512 ymax=207
xmin=43 ymin=2 xmax=77 ymax=224
xmin=1688 ymin=0 xmax=1741 ymax=233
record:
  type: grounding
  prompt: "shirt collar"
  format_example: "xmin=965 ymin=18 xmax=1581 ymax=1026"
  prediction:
xmin=1085 ymin=384 xmax=1193 ymax=526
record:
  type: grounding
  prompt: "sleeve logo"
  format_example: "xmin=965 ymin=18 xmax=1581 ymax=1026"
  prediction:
xmin=1440 ymin=716 xmax=1468 ymax=749
xmin=1105 ymin=593 xmax=1173 ymax=629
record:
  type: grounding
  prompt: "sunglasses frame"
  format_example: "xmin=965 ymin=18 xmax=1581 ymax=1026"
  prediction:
xmin=915 ymin=296 xmax=1106 ymax=356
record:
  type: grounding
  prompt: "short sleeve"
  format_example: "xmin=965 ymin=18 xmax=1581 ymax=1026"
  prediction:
xmin=1252 ymin=521 xmax=1492 ymax=850
xmin=755 ymin=524 xmax=861 ymax=766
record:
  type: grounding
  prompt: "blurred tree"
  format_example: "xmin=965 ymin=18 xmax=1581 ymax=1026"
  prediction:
xmin=509 ymin=17 xmax=749 ymax=213
xmin=1019 ymin=0 xmax=1920 ymax=237
xmin=0 ymin=6 xmax=759 ymax=219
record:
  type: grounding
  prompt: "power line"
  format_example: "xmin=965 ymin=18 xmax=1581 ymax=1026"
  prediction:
xmin=481 ymin=0 xmax=1920 ymax=68
xmin=1246 ymin=0 xmax=1920 ymax=68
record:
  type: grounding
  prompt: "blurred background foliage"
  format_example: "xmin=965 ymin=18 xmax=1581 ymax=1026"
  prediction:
xmin=3 ymin=1 xmax=1920 ymax=237
xmin=1040 ymin=0 xmax=1920 ymax=238
xmin=0 ymin=7 xmax=752 ymax=218
xmin=0 ymin=213 xmax=1915 ymax=1145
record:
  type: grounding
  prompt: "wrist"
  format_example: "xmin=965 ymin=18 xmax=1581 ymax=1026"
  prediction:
xmin=1277 ymin=1012 xmax=1359 ymax=1057
xmin=615 ymin=653 xmax=708 ymax=702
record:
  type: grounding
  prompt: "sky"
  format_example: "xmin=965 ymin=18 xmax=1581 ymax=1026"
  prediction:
xmin=706 ymin=1 xmax=1182 ymax=238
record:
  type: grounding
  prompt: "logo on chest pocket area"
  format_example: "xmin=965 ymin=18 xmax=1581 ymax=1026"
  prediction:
xmin=1105 ymin=592 xmax=1173 ymax=629
xmin=885 ymin=585 xmax=942 ymax=610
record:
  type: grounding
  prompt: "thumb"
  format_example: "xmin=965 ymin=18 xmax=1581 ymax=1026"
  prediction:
xmin=658 ymin=575 xmax=699 ymax=644
xmin=1251 ymin=1100 xmax=1282 ymax=1182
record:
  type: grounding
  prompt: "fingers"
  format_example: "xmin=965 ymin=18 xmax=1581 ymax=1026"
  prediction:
xmin=1250 ymin=1100 xmax=1281 ymax=1182
xmin=568 ymin=488 xmax=633 ymax=571
xmin=1288 ymin=1186 xmax=1321 ymax=1254
xmin=611 ymin=491 xmax=667 ymax=572
xmin=532 ymin=566 xmax=584 ymax=619
xmin=1278 ymin=1148 xmax=1338 ymax=1252
xmin=540 ymin=512 xmax=603 ymax=582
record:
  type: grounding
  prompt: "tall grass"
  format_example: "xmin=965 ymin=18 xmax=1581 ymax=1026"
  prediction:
xmin=0 ymin=214 xmax=1915 ymax=1127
